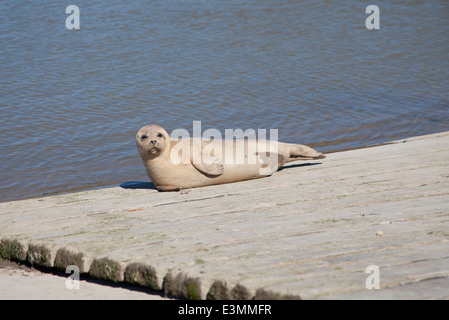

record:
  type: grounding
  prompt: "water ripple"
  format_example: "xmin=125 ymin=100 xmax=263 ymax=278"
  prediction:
xmin=1 ymin=0 xmax=448 ymax=202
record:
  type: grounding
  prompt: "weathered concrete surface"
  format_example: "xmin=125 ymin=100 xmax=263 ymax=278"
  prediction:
xmin=1 ymin=131 xmax=448 ymax=299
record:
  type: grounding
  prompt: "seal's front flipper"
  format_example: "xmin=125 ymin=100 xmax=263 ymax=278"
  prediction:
xmin=287 ymin=144 xmax=325 ymax=161
xmin=191 ymin=156 xmax=224 ymax=176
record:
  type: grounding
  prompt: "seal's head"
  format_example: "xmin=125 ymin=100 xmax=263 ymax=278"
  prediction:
xmin=136 ymin=125 xmax=170 ymax=160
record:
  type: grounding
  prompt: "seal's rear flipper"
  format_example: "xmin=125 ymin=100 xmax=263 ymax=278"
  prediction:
xmin=287 ymin=144 xmax=325 ymax=162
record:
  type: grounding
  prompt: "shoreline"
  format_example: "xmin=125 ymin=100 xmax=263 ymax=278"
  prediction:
xmin=1 ymin=130 xmax=448 ymax=300
xmin=0 ymin=131 xmax=432 ymax=204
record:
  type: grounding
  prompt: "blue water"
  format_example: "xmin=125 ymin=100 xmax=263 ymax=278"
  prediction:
xmin=1 ymin=0 xmax=448 ymax=202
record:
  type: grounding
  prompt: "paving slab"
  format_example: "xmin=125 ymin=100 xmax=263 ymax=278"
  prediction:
xmin=1 ymin=131 xmax=448 ymax=299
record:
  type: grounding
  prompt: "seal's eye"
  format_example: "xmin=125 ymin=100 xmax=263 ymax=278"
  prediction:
xmin=141 ymin=134 xmax=148 ymax=140
xmin=157 ymin=133 xmax=163 ymax=138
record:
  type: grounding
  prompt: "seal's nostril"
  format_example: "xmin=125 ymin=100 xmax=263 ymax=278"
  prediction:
xmin=151 ymin=140 xmax=157 ymax=145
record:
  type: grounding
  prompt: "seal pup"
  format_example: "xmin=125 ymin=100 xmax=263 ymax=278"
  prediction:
xmin=136 ymin=124 xmax=325 ymax=191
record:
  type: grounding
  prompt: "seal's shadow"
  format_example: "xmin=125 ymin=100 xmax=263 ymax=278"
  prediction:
xmin=277 ymin=162 xmax=322 ymax=172
xmin=119 ymin=181 xmax=158 ymax=190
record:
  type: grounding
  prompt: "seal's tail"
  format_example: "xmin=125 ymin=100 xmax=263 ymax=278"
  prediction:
xmin=286 ymin=144 xmax=325 ymax=162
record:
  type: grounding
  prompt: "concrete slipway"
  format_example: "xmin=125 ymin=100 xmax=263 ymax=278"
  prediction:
xmin=0 ymin=131 xmax=448 ymax=300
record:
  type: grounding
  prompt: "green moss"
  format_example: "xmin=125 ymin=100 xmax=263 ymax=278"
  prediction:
xmin=124 ymin=262 xmax=160 ymax=290
xmin=10 ymin=240 xmax=26 ymax=262
xmin=26 ymin=244 xmax=51 ymax=268
xmin=89 ymin=258 xmax=122 ymax=282
xmin=276 ymin=202 xmax=292 ymax=207
xmin=230 ymin=284 xmax=252 ymax=300
xmin=54 ymin=248 xmax=84 ymax=272
xmin=188 ymin=281 xmax=201 ymax=300
xmin=206 ymin=280 xmax=230 ymax=300
xmin=0 ymin=239 xmax=26 ymax=263
xmin=163 ymin=271 xmax=202 ymax=300
xmin=0 ymin=239 xmax=9 ymax=260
